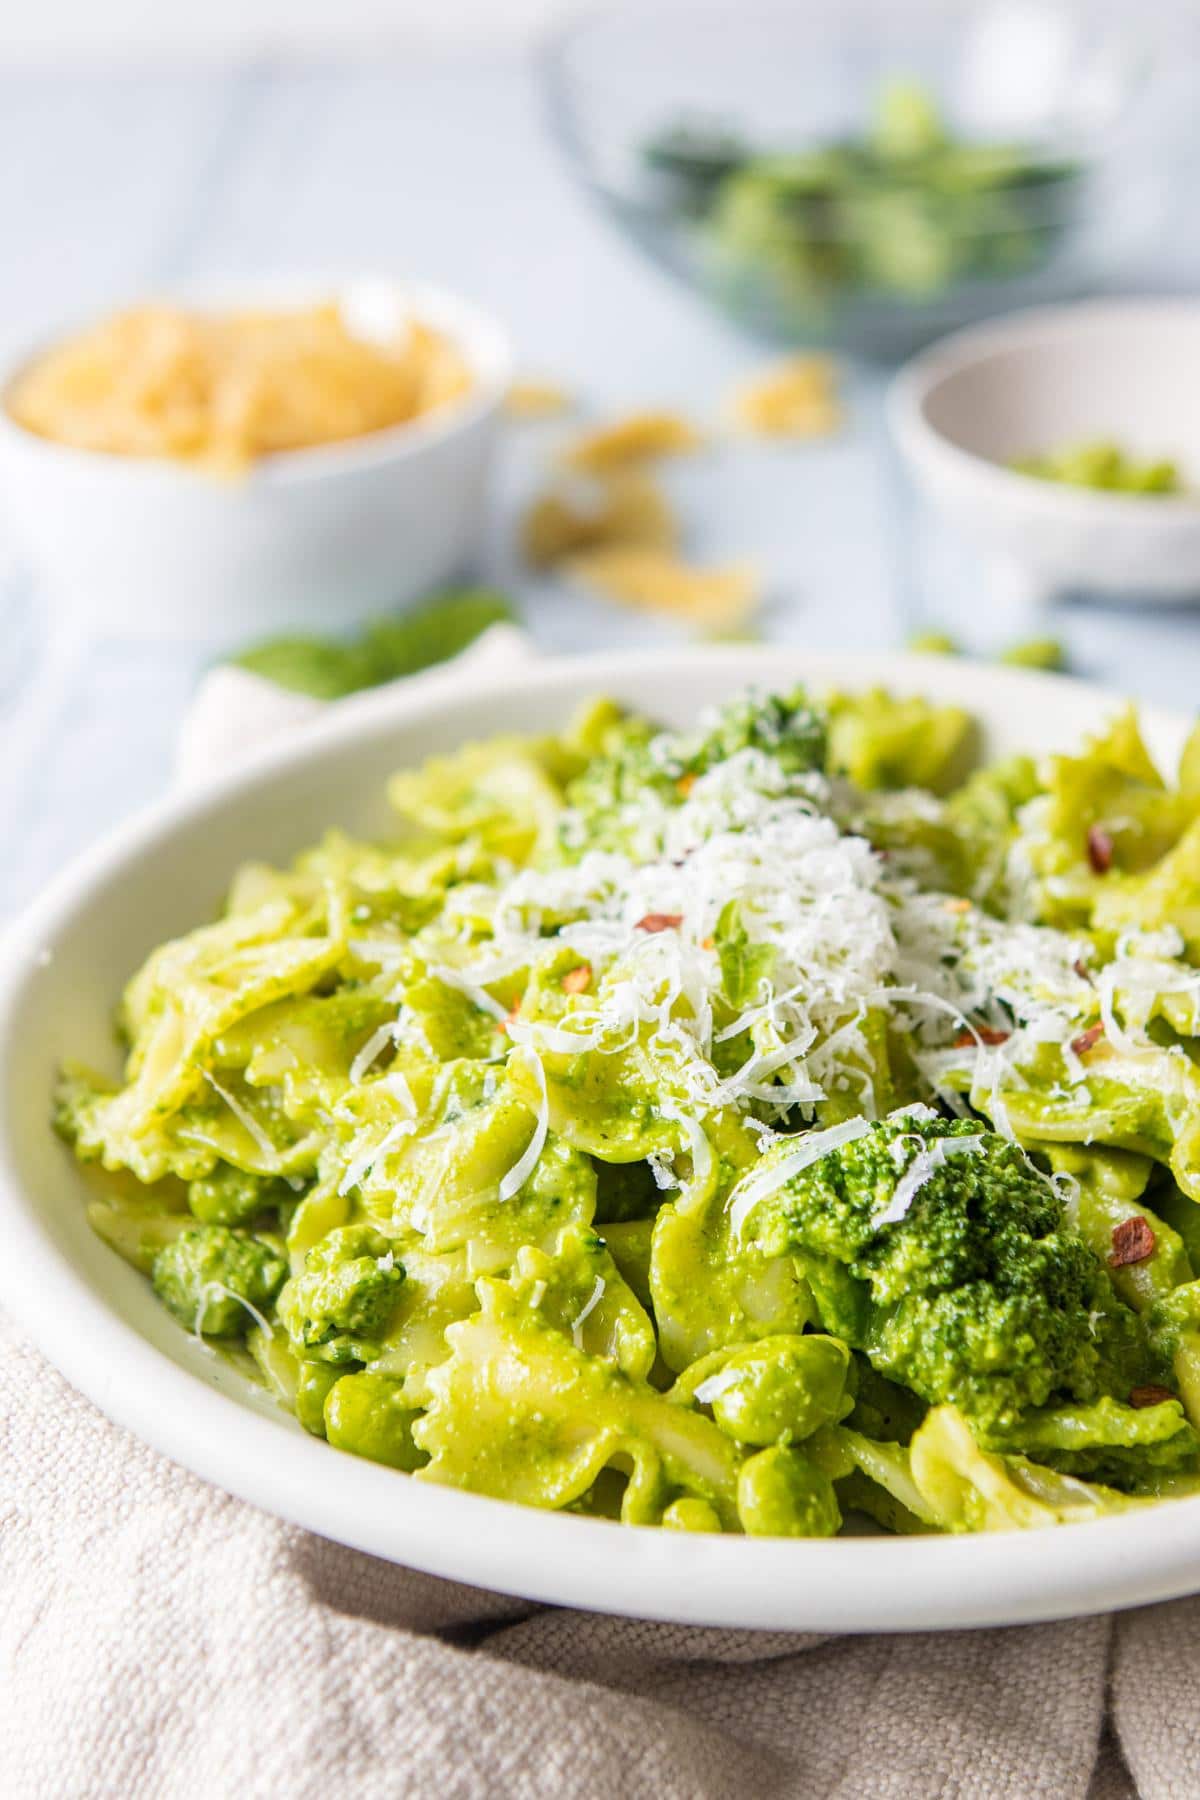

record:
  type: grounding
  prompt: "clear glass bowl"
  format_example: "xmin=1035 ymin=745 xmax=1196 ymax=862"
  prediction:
xmin=543 ymin=1 xmax=1171 ymax=358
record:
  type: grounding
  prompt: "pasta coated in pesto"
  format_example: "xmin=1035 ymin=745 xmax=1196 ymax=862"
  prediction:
xmin=56 ymin=685 xmax=1200 ymax=1536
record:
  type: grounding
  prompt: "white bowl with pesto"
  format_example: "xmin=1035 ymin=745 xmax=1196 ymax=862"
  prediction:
xmin=890 ymin=300 xmax=1200 ymax=604
xmin=2 ymin=646 xmax=1200 ymax=1634
xmin=0 ymin=277 xmax=511 ymax=644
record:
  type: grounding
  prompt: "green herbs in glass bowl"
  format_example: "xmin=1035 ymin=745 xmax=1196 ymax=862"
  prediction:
xmin=647 ymin=82 xmax=1079 ymax=317
xmin=544 ymin=1 xmax=1162 ymax=356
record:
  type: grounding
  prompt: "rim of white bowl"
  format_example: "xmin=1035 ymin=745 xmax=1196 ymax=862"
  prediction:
xmin=888 ymin=297 xmax=1200 ymax=523
xmin=0 ymin=274 xmax=513 ymax=487
xmin=4 ymin=645 xmax=1200 ymax=1634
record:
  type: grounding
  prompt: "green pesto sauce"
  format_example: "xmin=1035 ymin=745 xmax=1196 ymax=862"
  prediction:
xmin=58 ymin=682 xmax=1200 ymax=1535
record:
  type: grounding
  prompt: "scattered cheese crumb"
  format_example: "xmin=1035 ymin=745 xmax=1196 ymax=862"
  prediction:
xmin=730 ymin=355 xmax=841 ymax=439
xmin=506 ymin=378 xmax=574 ymax=419
xmin=498 ymin=1049 xmax=548 ymax=1202
xmin=562 ymin=410 xmax=702 ymax=473
xmin=521 ymin=474 xmax=677 ymax=569
xmin=564 ymin=547 xmax=759 ymax=631
xmin=571 ymin=1275 xmax=607 ymax=1346
xmin=693 ymin=1368 xmax=740 ymax=1406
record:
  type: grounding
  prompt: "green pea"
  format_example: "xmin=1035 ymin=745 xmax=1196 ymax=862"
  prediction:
xmin=907 ymin=630 xmax=961 ymax=658
xmin=295 ymin=1360 xmax=340 ymax=1438
xmin=661 ymin=1497 xmax=723 ymax=1533
xmin=708 ymin=1334 xmax=850 ymax=1445
xmin=737 ymin=1446 xmax=842 ymax=1537
xmin=1010 ymin=441 xmax=1182 ymax=497
xmin=1134 ymin=459 xmax=1180 ymax=494
xmin=1066 ymin=443 xmax=1123 ymax=488
xmin=999 ymin=638 xmax=1066 ymax=672
xmin=324 ymin=1372 xmax=425 ymax=1472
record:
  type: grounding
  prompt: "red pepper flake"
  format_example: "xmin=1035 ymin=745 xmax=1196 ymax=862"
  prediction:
xmin=499 ymin=1000 xmax=521 ymax=1034
xmin=701 ymin=935 xmax=716 ymax=951
xmin=1070 ymin=1023 xmax=1104 ymax=1057
xmin=1073 ymin=958 xmax=1093 ymax=984
xmin=635 ymin=913 xmax=683 ymax=933
xmin=1108 ymin=1215 xmax=1156 ymax=1269
xmin=1086 ymin=825 xmax=1114 ymax=874
xmin=676 ymin=773 xmax=697 ymax=798
xmin=954 ymin=1023 xmax=1011 ymax=1048
xmin=561 ymin=964 xmax=591 ymax=995
xmin=1130 ymin=1385 xmax=1176 ymax=1409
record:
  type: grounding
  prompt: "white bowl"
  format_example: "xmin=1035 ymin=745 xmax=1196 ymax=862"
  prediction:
xmin=2 ymin=647 xmax=1199 ymax=1633
xmin=889 ymin=300 xmax=1200 ymax=603
xmin=0 ymin=277 xmax=512 ymax=643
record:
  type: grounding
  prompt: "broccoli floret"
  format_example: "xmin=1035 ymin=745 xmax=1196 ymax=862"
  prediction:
xmin=754 ymin=1111 xmax=1150 ymax=1432
xmin=680 ymin=688 xmax=826 ymax=779
xmin=52 ymin=1065 xmax=111 ymax=1152
xmin=276 ymin=1225 xmax=405 ymax=1366
xmin=152 ymin=1226 xmax=287 ymax=1337
xmin=999 ymin=637 xmax=1066 ymax=672
xmin=1148 ymin=1280 xmax=1200 ymax=1366
xmin=552 ymin=717 xmax=664 ymax=857
xmin=187 ymin=1164 xmax=291 ymax=1227
xmin=559 ymin=689 xmax=826 ymax=863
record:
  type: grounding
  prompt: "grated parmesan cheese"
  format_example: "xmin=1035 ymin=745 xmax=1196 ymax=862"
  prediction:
xmin=498 ymin=1049 xmax=549 ymax=1201
xmin=195 ymin=1280 xmax=275 ymax=1340
xmin=348 ymin=1018 xmax=401 ymax=1086
xmin=662 ymin=1105 xmax=714 ymax=1191
xmin=570 ymin=1275 xmax=607 ymax=1346
xmin=202 ymin=1071 xmax=278 ymax=1164
xmin=431 ymin=964 xmax=510 ymax=1022
xmin=693 ymin=1367 xmax=740 ymax=1406
xmin=338 ymin=1117 xmax=419 ymax=1196
xmin=362 ymin=697 xmax=1178 ymax=1230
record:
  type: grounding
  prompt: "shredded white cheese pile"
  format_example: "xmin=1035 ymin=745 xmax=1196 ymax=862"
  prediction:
xmin=342 ymin=722 xmax=1188 ymax=1213
xmin=451 ymin=748 xmax=1114 ymax=1143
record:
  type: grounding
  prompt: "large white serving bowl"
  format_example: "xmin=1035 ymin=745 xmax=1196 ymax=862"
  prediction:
xmin=889 ymin=300 xmax=1200 ymax=603
xmin=0 ymin=277 xmax=511 ymax=643
xmin=2 ymin=646 xmax=1198 ymax=1634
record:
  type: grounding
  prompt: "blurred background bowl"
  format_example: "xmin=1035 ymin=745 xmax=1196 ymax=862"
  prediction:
xmin=0 ymin=276 xmax=511 ymax=644
xmin=888 ymin=297 xmax=1200 ymax=601
xmin=544 ymin=0 xmax=1171 ymax=358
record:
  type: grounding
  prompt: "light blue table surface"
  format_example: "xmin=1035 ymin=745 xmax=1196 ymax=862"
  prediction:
xmin=3 ymin=53 xmax=1199 ymax=919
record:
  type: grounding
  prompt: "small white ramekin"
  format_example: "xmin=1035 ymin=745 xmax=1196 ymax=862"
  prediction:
xmin=889 ymin=300 xmax=1200 ymax=605
xmin=0 ymin=276 xmax=512 ymax=642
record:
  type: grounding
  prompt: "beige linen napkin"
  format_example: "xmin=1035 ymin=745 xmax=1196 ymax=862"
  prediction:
xmin=4 ymin=632 xmax=1198 ymax=1798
